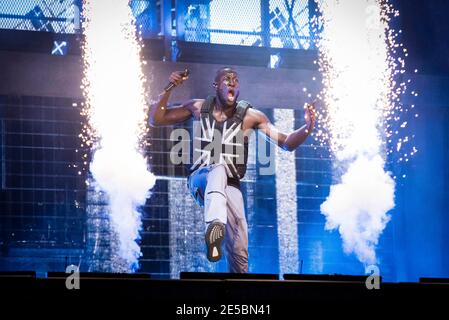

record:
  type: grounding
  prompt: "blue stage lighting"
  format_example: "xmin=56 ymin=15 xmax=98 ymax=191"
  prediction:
xmin=52 ymin=40 xmax=68 ymax=55
xmin=269 ymin=53 xmax=281 ymax=68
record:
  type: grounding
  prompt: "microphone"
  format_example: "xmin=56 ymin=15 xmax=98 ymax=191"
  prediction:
xmin=164 ymin=69 xmax=190 ymax=93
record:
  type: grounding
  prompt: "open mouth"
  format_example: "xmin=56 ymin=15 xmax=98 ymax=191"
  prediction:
xmin=227 ymin=90 xmax=235 ymax=101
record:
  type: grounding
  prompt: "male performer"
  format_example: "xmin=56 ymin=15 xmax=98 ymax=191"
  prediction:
xmin=150 ymin=67 xmax=316 ymax=273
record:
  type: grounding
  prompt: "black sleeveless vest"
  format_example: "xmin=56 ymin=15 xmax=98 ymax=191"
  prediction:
xmin=189 ymin=96 xmax=252 ymax=189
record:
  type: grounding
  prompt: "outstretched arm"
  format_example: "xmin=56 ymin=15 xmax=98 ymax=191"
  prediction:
xmin=250 ymin=104 xmax=316 ymax=151
xmin=149 ymin=71 xmax=202 ymax=126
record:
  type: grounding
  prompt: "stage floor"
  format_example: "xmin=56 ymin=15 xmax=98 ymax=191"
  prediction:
xmin=1 ymin=272 xmax=448 ymax=316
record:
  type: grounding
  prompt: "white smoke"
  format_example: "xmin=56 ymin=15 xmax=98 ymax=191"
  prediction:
xmin=321 ymin=156 xmax=394 ymax=265
xmin=317 ymin=0 xmax=397 ymax=265
xmin=82 ymin=0 xmax=156 ymax=271
xmin=90 ymin=148 xmax=155 ymax=269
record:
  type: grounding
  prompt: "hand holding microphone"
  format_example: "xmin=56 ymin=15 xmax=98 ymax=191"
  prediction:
xmin=163 ymin=69 xmax=190 ymax=93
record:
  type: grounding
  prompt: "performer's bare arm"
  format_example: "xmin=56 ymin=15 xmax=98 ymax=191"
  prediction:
xmin=245 ymin=104 xmax=316 ymax=151
xmin=149 ymin=72 xmax=203 ymax=126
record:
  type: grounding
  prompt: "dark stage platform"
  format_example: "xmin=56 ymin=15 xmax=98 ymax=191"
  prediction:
xmin=1 ymin=272 xmax=448 ymax=316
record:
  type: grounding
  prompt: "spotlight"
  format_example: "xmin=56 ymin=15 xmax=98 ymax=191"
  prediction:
xmin=269 ymin=53 xmax=281 ymax=69
xmin=52 ymin=40 xmax=68 ymax=55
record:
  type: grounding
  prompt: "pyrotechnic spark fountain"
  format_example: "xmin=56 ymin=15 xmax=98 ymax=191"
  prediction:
xmin=315 ymin=0 xmax=408 ymax=265
xmin=81 ymin=0 xmax=155 ymax=271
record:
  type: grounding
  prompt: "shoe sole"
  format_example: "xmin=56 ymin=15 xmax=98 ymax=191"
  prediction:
xmin=205 ymin=222 xmax=225 ymax=262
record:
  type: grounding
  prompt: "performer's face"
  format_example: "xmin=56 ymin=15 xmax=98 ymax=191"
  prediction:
xmin=215 ymin=72 xmax=240 ymax=108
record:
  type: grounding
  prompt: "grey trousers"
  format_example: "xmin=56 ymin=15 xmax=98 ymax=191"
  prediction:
xmin=188 ymin=164 xmax=249 ymax=273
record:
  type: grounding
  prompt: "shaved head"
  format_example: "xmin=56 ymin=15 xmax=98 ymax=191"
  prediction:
xmin=214 ymin=67 xmax=238 ymax=83
xmin=213 ymin=67 xmax=240 ymax=108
